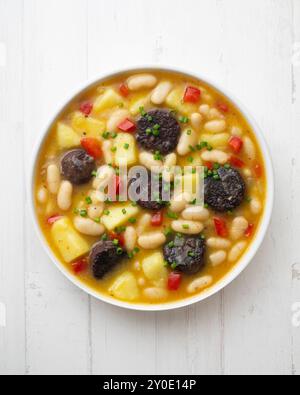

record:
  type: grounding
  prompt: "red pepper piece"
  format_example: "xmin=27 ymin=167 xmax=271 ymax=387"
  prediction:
xmin=151 ymin=211 xmax=164 ymax=227
xmin=119 ymin=83 xmax=129 ymax=97
xmin=229 ymin=156 xmax=245 ymax=168
xmin=118 ymin=119 xmax=136 ymax=133
xmin=245 ymin=224 xmax=255 ymax=238
xmin=168 ymin=272 xmax=182 ymax=291
xmin=79 ymin=102 xmax=93 ymax=116
xmin=228 ymin=136 xmax=243 ymax=154
xmin=214 ymin=217 xmax=228 ymax=237
xmin=81 ymin=138 xmax=102 ymax=159
xmin=47 ymin=214 xmax=63 ymax=225
xmin=72 ymin=259 xmax=88 ymax=275
xmin=183 ymin=86 xmax=201 ymax=103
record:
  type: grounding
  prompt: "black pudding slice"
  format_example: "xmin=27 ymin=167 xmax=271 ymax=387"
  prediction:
xmin=61 ymin=149 xmax=96 ymax=185
xmin=136 ymin=109 xmax=181 ymax=155
xmin=163 ymin=235 xmax=206 ymax=275
xmin=90 ymin=241 xmax=125 ymax=279
xmin=129 ymin=170 xmax=166 ymax=211
xmin=204 ymin=167 xmax=246 ymax=212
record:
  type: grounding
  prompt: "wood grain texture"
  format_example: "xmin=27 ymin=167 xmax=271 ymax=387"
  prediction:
xmin=0 ymin=0 xmax=299 ymax=375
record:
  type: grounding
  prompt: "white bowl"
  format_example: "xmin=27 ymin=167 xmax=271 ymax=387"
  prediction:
xmin=29 ymin=66 xmax=274 ymax=312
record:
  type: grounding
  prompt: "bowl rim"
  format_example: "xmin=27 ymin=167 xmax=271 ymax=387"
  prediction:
xmin=29 ymin=65 xmax=274 ymax=312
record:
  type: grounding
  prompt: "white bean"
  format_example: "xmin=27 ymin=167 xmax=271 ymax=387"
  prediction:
xmin=210 ymin=251 xmax=227 ymax=266
xmin=102 ymin=140 xmax=114 ymax=165
xmin=201 ymin=150 xmax=229 ymax=165
xmin=177 ymin=128 xmax=198 ymax=156
xmin=93 ymin=165 xmax=115 ymax=190
xmin=187 ymin=276 xmax=213 ymax=294
xmin=37 ymin=186 xmax=48 ymax=204
xmin=127 ymin=73 xmax=157 ymax=91
xmin=47 ymin=164 xmax=61 ymax=194
xmin=139 ymin=152 xmax=163 ymax=173
xmin=250 ymin=197 xmax=262 ymax=214
xmin=164 ymin=153 xmax=177 ymax=168
xmin=124 ymin=226 xmax=137 ymax=252
xmin=190 ymin=113 xmax=203 ymax=130
xmin=244 ymin=136 xmax=256 ymax=160
xmin=90 ymin=190 xmax=106 ymax=204
xmin=182 ymin=206 xmax=209 ymax=221
xmin=74 ymin=217 xmax=105 ymax=236
xmin=57 ymin=181 xmax=73 ymax=211
xmin=88 ymin=203 xmax=104 ymax=220
xmin=228 ymin=241 xmax=247 ymax=262
xmin=136 ymin=213 xmax=152 ymax=236
xmin=138 ymin=232 xmax=166 ymax=249
xmin=107 ymin=109 xmax=131 ymax=132
xmin=204 ymin=120 xmax=227 ymax=133
xmin=170 ymin=192 xmax=191 ymax=213
xmin=150 ymin=81 xmax=173 ymax=105
xmin=143 ymin=288 xmax=169 ymax=300
xmin=231 ymin=126 xmax=243 ymax=137
xmin=171 ymin=220 xmax=204 ymax=235
xmin=207 ymin=237 xmax=232 ymax=249
xmin=230 ymin=216 xmax=249 ymax=240
xmin=208 ymin=108 xmax=224 ymax=120
xmin=199 ymin=104 xmax=210 ymax=117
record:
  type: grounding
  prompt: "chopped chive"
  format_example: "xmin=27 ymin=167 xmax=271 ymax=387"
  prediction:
xmin=102 ymin=131 xmax=110 ymax=139
xmin=111 ymin=147 xmax=117 ymax=153
xmin=122 ymin=209 xmax=127 ymax=215
xmin=116 ymin=248 xmax=123 ymax=255
xmin=164 ymin=227 xmax=173 ymax=237
xmin=171 ymin=262 xmax=178 ymax=270
xmin=124 ymin=143 xmax=130 ymax=150
xmin=93 ymin=217 xmax=101 ymax=223
xmin=139 ymin=106 xmax=146 ymax=117
xmin=80 ymin=209 xmax=88 ymax=217
xmin=182 ymin=224 xmax=190 ymax=230
xmin=188 ymin=252 xmax=195 ymax=257
xmin=104 ymin=210 xmax=110 ymax=215
xmin=128 ymin=218 xmax=136 ymax=224
xmin=91 ymin=170 xmax=97 ymax=177
xmin=168 ymin=241 xmax=175 ymax=248
xmin=85 ymin=196 xmax=92 ymax=205
xmin=113 ymin=239 xmax=119 ymax=246
xmin=167 ymin=211 xmax=179 ymax=220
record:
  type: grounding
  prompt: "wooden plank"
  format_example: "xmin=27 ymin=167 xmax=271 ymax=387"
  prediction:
xmin=217 ymin=0 xmax=293 ymax=375
xmin=291 ymin=0 xmax=300 ymax=376
xmin=0 ymin=0 xmax=26 ymax=375
xmin=23 ymin=0 xmax=91 ymax=375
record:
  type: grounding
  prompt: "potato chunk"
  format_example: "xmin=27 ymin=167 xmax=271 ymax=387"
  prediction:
xmin=56 ymin=122 xmax=81 ymax=149
xmin=51 ymin=217 xmax=90 ymax=263
xmin=166 ymin=87 xmax=197 ymax=116
xmin=113 ymin=132 xmax=137 ymax=167
xmin=101 ymin=203 xmax=140 ymax=231
xmin=142 ymin=252 xmax=168 ymax=287
xmin=71 ymin=112 xmax=106 ymax=138
xmin=93 ymin=89 xmax=124 ymax=113
xmin=109 ymin=272 xmax=140 ymax=301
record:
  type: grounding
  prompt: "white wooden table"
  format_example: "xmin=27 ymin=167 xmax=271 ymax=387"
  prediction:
xmin=0 ymin=0 xmax=299 ymax=375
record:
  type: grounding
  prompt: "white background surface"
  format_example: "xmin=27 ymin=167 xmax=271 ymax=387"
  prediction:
xmin=0 ymin=0 xmax=300 ymax=375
